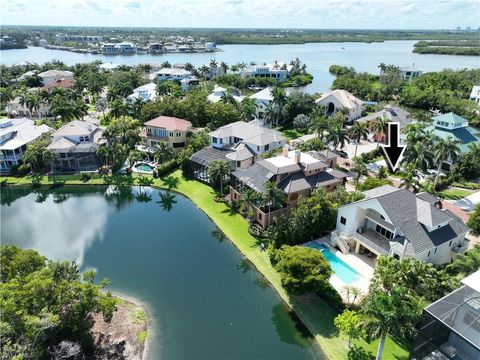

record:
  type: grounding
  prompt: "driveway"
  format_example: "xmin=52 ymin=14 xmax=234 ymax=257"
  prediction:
xmin=448 ymin=191 xmax=480 ymax=212
xmin=341 ymin=139 xmax=378 ymax=159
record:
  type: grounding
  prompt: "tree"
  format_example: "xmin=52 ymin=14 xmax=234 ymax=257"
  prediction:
xmin=128 ymin=150 xmax=144 ymax=171
xmin=433 ymin=137 xmax=461 ymax=186
xmin=293 ymin=114 xmax=310 ymax=132
xmin=262 ymin=181 xmax=286 ymax=227
xmin=240 ymin=188 xmax=261 ymax=218
xmin=240 ymin=97 xmax=256 ymax=121
xmin=207 ymin=160 xmax=230 ymax=195
xmin=21 ymin=138 xmax=55 ymax=173
xmin=272 ymin=245 xmax=332 ymax=295
xmin=455 ymin=143 xmax=480 ymax=180
xmin=264 ymin=103 xmax=278 ymax=128
xmin=349 ymin=122 xmax=369 ymax=158
xmin=271 ymin=86 xmax=287 ymax=112
xmin=153 ymin=142 xmax=174 ymax=164
xmin=328 ymin=121 xmax=349 ymax=151
xmin=400 ymin=163 xmax=419 ymax=191
xmin=467 ymin=205 xmax=480 ymax=236
xmin=310 ymin=113 xmax=329 ymax=141
xmin=445 ymin=244 xmax=480 ymax=278
xmin=377 ymin=165 xmax=388 ymax=179
xmin=372 ymin=117 xmax=389 ymax=148
xmin=351 ymin=159 xmax=368 ymax=190
xmin=334 ymin=310 xmax=362 ymax=347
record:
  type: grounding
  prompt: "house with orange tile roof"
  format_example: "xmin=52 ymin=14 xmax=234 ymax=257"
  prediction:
xmin=139 ymin=116 xmax=192 ymax=153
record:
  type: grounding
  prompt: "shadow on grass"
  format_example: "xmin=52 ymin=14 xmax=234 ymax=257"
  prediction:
xmin=347 ymin=344 xmax=374 ymax=360
xmin=220 ymin=207 xmax=238 ymax=216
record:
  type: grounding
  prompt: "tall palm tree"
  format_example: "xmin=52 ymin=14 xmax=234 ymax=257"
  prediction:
xmin=310 ymin=114 xmax=329 ymax=142
xmin=373 ymin=116 xmax=390 ymax=148
xmin=467 ymin=142 xmax=480 ymax=157
xmin=220 ymin=91 xmax=237 ymax=106
xmin=271 ymin=87 xmax=287 ymax=112
xmin=220 ymin=61 xmax=229 ymax=74
xmin=349 ymin=122 xmax=369 ymax=157
xmin=328 ymin=122 xmax=348 ymax=151
xmin=264 ymin=103 xmax=278 ymax=128
xmin=207 ymin=160 xmax=231 ymax=195
xmin=262 ymin=181 xmax=286 ymax=227
xmin=241 ymin=97 xmax=256 ymax=121
xmin=153 ymin=142 xmax=174 ymax=164
xmin=400 ymin=164 xmax=419 ymax=191
xmin=26 ymin=93 xmax=44 ymax=119
xmin=240 ymin=188 xmax=261 ymax=218
xmin=433 ymin=137 xmax=461 ymax=186
xmin=351 ymin=159 xmax=368 ymax=190
xmin=184 ymin=62 xmax=195 ymax=72
xmin=73 ymin=98 xmax=88 ymax=120
xmin=209 ymin=59 xmax=218 ymax=68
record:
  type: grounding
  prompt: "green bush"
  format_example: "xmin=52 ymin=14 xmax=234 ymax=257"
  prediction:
xmin=358 ymin=177 xmax=392 ymax=191
xmin=156 ymin=159 xmax=178 ymax=177
xmin=80 ymin=173 xmax=91 ymax=182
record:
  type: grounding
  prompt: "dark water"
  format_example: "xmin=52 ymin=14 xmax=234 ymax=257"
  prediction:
xmin=1 ymin=41 xmax=478 ymax=93
xmin=0 ymin=186 xmax=322 ymax=359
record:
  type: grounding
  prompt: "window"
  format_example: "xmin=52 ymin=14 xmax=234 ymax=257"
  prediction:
xmin=428 ymin=251 xmax=431 ymax=257
xmin=376 ymin=224 xmax=381 ymax=232
xmin=236 ymin=161 xmax=241 ymax=167
xmin=449 ymin=241 xmax=452 ymax=247
xmin=212 ymin=137 xmax=218 ymax=143
xmin=264 ymin=144 xmax=270 ymax=151
xmin=258 ymin=213 xmax=262 ymax=220
xmin=257 ymin=146 xmax=260 ymax=151
xmin=169 ymin=132 xmax=174 ymax=137
xmin=177 ymin=132 xmax=181 ymax=137
xmin=340 ymin=216 xmax=347 ymax=225
xmin=434 ymin=248 xmax=437 ymax=254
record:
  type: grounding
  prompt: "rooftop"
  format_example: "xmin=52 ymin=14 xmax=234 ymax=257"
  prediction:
xmin=190 ymin=147 xmax=234 ymax=167
xmin=249 ymin=87 xmax=274 ymax=101
xmin=433 ymin=112 xmax=469 ymax=126
xmin=209 ymin=121 xmax=284 ymax=147
xmin=315 ymin=89 xmax=363 ymax=109
xmin=37 ymin=69 xmax=74 ymax=78
xmin=53 ymin=120 xmax=98 ymax=138
xmin=0 ymin=118 xmax=51 ymax=150
xmin=144 ymin=116 xmax=192 ymax=132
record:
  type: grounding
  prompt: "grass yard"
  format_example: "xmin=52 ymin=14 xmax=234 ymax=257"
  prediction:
xmin=1 ymin=171 xmax=409 ymax=359
xmin=279 ymin=128 xmax=308 ymax=140
xmin=440 ymin=188 xmax=473 ymax=200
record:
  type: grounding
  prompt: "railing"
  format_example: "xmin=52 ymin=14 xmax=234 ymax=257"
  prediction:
xmin=350 ymin=231 xmax=389 ymax=255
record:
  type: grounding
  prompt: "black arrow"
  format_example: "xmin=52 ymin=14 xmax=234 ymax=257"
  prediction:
xmin=381 ymin=122 xmax=406 ymax=173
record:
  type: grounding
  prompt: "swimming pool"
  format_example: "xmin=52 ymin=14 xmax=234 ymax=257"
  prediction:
xmin=134 ymin=163 xmax=155 ymax=172
xmin=305 ymin=242 xmax=362 ymax=284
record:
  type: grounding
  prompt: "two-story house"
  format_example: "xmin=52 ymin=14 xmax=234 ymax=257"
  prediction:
xmin=37 ymin=70 xmax=74 ymax=86
xmin=140 ymin=116 xmax=192 ymax=154
xmin=0 ymin=118 xmax=51 ymax=173
xmin=126 ymin=82 xmax=157 ymax=103
xmin=242 ymin=62 xmax=292 ymax=82
xmin=334 ymin=185 xmax=470 ymax=265
xmin=315 ymin=89 xmax=363 ymax=123
xmin=155 ymin=68 xmax=192 ymax=82
xmin=47 ymin=120 xmax=104 ymax=172
xmin=249 ymin=87 xmax=274 ymax=120
xmin=230 ymin=146 xmax=347 ymax=228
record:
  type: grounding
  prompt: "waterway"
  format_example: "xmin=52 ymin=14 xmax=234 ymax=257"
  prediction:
xmin=0 ymin=186 xmax=322 ymax=359
xmin=1 ymin=41 xmax=478 ymax=93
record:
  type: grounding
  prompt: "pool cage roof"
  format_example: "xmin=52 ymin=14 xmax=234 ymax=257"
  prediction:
xmin=425 ymin=284 xmax=480 ymax=350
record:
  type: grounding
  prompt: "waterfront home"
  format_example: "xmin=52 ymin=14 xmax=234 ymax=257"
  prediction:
xmin=334 ymin=185 xmax=470 ymax=265
xmin=426 ymin=112 xmax=480 ymax=156
xmin=410 ymin=270 xmax=480 ymax=359
xmin=315 ymin=89 xmax=363 ymax=122
xmin=0 ymin=118 xmax=51 ymax=173
xmin=102 ymin=43 xmax=116 ymax=54
xmin=356 ymin=105 xmax=414 ymax=143
xmin=399 ymin=66 xmax=423 ymax=81
xmin=230 ymin=146 xmax=347 ymax=228
xmin=47 ymin=120 xmax=104 ymax=172
xmin=139 ymin=116 xmax=192 ymax=154
xmin=207 ymin=85 xmax=245 ymax=103
xmin=115 ymin=42 xmax=136 ymax=54
xmin=37 ymin=70 xmax=74 ymax=86
xmin=242 ymin=62 xmax=292 ymax=81
xmin=126 ymin=82 xmax=157 ymax=103
xmin=210 ymin=121 xmax=285 ymax=155
xmin=149 ymin=43 xmax=166 ymax=53
xmin=470 ymin=85 xmax=480 ymax=104
xmin=249 ymin=87 xmax=274 ymax=120
xmin=155 ymin=68 xmax=192 ymax=82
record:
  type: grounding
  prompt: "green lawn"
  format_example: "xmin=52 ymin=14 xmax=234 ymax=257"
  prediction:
xmin=279 ymin=128 xmax=307 ymax=140
xmin=440 ymin=188 xmax=473 ymax=200
xmin=1 ymin=171 xmax=409 ymax=359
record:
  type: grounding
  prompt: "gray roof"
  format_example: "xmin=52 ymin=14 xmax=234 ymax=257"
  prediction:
xmin=231 ymin=162 xmax=274 ymax=193
xmin=189 ymin=147 xmax=234 ymax=166
xmin=226 ymin=142 xmax=256 ymax=161
xmin=209 ymin=121 xmax=284 ymax=147
xmin=277 ymin=169 xmax=346 ymax=193
xmin=257 ymin=158 xmax=301 ymax=175
xmin=308 ymin=149 xmax=338 ymax=162
xmin=356 ymin=105 xmax=412 ymax=129
xmin=416 ymin=191 xmax=441 ymax=205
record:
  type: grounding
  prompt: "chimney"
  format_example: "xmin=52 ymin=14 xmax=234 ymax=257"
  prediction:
xmin=282 ymin=145 xmax=289 ymax=157
xmin=294 ymin=150 xmax=301 ymax=163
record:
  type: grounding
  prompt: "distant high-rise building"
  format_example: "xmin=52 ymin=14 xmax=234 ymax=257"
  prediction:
xmin=456 ymin=26 xmax=461 ymax=30
xmin=466 ymin=26 xmax=472 ymax=31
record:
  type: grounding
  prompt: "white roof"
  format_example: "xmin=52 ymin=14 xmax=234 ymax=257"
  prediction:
xmin=315 ymin=89 xmax=363 ymax=109
xmin=133 ymin=82 xmax=157 ymax=93
xmin=53 ymin=120 xmax=97 ymax=138
xmin=100 ymin=63 xmax=120 ymax=70
xmin=209 ymin=121 xmax=284 ymax=147
xmin=156 ymin=68 xmax=191 ymax=76
xmin=0 ymin=118 xmax=51 ymax=150
xmin=207 ymin=86 xmax=245 ymax=103
xmin=249 ymin=87 xmax=274 ymax=101
xmin=37 ymin=70 xmax=73 ymax=78
xmin=47 ymin=137 xmax=77 ymax=151
xmin=461 ymin=270 xmax=480 ymax=293
xmin=265 ymin=150 xmax=324 ymax=172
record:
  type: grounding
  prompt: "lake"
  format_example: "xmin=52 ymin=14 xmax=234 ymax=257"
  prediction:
xmin=1 ymin=41 xmax=479 ymax=93
xmin=0 ymin=186 xmax=322 ymax=359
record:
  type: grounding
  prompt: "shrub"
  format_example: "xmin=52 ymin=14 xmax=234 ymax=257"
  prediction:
xmin=80 ymin=173 xmax=91 ymax=182
xmin=156 ymin=159 xmax=178 ymax=177
xmin=357 ymin=177 xmax=392 ymax=191
xmin=17 ymin=163 xmax=31 ymax=176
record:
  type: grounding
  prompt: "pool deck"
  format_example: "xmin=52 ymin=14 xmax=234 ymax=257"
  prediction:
xmin=306 ymin=236 xmax=374 ymax=304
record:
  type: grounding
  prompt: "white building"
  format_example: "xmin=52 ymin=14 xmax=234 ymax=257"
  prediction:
xmin=115 ymin=42 xmax=135 ymax=54
xmin=126 ymin=82 xmax=157 ymax=103
xmin=209 ymin=121 xmax=285 ymax=155
xmin=400 ymin=66 xmax=423 ymax=81
xmin=470 ymin=85 xmax=480 ymax=104
xmin=37 ymin=70 xmax=74 ymax=86
xmin=155 ymin=68 xmax=192 ymax=82
xmin=315 ymin=89 xmax=363 ymax=122
xmin=207 ymin=85 xmax=244 ymax=103
xmin=334 ymin=185 xmax=470 ymax=265
xmin=0 ymin=118 xmax=51 ymax=172
xmin=102 ymin=43 xmax=116 ymax=54
xmin=249 ymin=87 xmax=274 ymax=120
xmin=180 ymin=77 xmax=200 ymax=92
xmin=242 ymin=62 xmax=292 ymax=82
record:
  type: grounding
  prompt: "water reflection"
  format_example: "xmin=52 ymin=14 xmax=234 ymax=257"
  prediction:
xmin=211 ymin=227 xmax=226 ymax=243
xmin=156 ymin=191 xmax=177 ymax=212
xmin=270 ymin=304 xmax=316 ymax=348
xmin=236 ymin=258 xmax=252 ymax=273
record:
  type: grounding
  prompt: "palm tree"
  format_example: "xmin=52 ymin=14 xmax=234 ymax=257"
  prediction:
xmin=262 ymin=181 xmax=286 ymax=227
xmin=328 ymin=122 xmax=348 ymax=151
xmin=351 ymin=159 xmax=368 ymax=190
xmin=467 ymin=142 xmax=480 ymax=157
xmin=310 ymin=114 xmax=329 ymax=142
xmin=184 ymin=62 xmax=195 ymax=72
xmin=220 ymin=61 xmax=229 ymax=74
xmin=73 ymin=98 xmax=88 ymax=120
xmin=153 ymin=142 xmax=174 ymax=164
xmin=26 ymin=93 xmax=44 ymax=119
xmin=220 ymin=91 xmax=237 ymax=106
xmin=209 ymin=59 xmax=218 ymax=68
xmin=129 ymin=96 xmax=144 ymax=118
xmin=264 ymin=103 xmax=278 ymax=128
xmin=373 ymin=116 xmax=389 ymax=148
xmin=128 ymin=150 xmax=144 ymax=171
xmin=240 ymin=188 xmax=261 ymax=218
xmin=400 ymin=164 xmax=419 ymax=191
xmin=207 ymin=160 xmax=231 ymax=195
xmin=241 ymin=97 xmax=256 ymax=121
xmin=271 ymin=87 xmax=287 ymax=113
xmin=161 ymin=61 xmax=172 ymax=68
xmin=349 ymin=122 xmax=369 ymax=157
xmin=433 ymin=137 xmax=461 ymax=186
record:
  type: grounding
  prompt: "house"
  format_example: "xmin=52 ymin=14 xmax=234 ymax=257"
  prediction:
xmin=47 ymin=121 xmax=104 ymax=172
xmin=230 ymin=146 xmax=347 ymax=228
xmin=126 ymin=82 xmax=157 ymax=103
xmin=356 ymin=105 xmax=414 ymax=143
xmin=249 ymin=87 xmax=274 ymax=120
xmin=427 ymin=112 xmax=480 ymax=156
xmin=102 ymin=43 xmax=116 ymax=54
xmin=400 ymin=66 xmax=422 ymax=81
xmin=410 ymin=270 xmax=480 ymax=360
xmin=139 ymin=116 xmax=192 ymax=154
xmin=470 ymin=85 xmax=480 ymax=104
xmin=207 ymin=85 xmax=244 ymax=103
xmin=37 ymin=70 xmax=74 ymax=86
xmin=155 ymin=68 xmax=192 ymax=82
xmin=40 ymin=78 xmax=75 ymax=92
xmin=315 ymin=89 xmax=363 ymax=122
xmin=209 ymin=121 xmax=285 ymax=155
xmin=115 ymin=42 xmax=136 ymax=54
xmin=180 ymin=77 xmax=200 ymax=92
xmin=149 ymin=43 xmax=166 ymax=53
xmin=242 ymin=62 xmax=292 ymax=82
xmin=0 ymin=118 xmax=51 ymax=173
xmin=334 ymin=185 xmax=470 ymax=265
xmin=7 ymin=95 xmax=50 ymax=118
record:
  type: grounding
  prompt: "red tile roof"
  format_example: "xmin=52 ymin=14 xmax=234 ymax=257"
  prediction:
xmin=41 ymin=79 xmax=75 ymax=91
xmin=144 ymin=116 xmax=192 ymax=132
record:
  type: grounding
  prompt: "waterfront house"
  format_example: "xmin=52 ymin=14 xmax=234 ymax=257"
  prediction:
xmin=115 ymin=42 xmax=136 ymax=54
xmin=37 ymin=70 xmax=74 ymax=86
xmin=470 ymin=85 xmax=480 ymax=104
xmin=410 ymin=270 xmax=480 ymax=359
xmin=149 ymin=43 xmax=166 ymax=53
xmin=334 ymin=185 xmax=470 ymax=265
xmin=207 ymin=85 xmax=245 ymax=103
xmin=102 ymin=43 xmax=116 ymax=54
xmin=426 ymin=112 xmax=480 ymax=156
xmin=230 ymin=146 xmax=347 ymax=228
xmin=249 ymin=87 xmax=274 ymax=120
xmin=155 ymin=68 xmax=192 ymax=82
xmin=399 ymin=66 xmax=423 ymax=81
xmin=315 ymin=89 xmax=363 ymax=122
xmin=139 ymin=116 xmax=192 ymax=154
xmin=47 ymin=120 xmax=104 ymax=172
xmin=0 ymin=118 xmax=51 ymax=173
xmin=56 ymin=34 xmax=103 ymax=43
xmin=242 ymin=62 xmax=292 ymax=82
xmin=126 ymin=82 xmax=157 ymax=103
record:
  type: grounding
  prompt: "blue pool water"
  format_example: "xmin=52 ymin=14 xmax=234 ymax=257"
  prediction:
xmin=305 ymin=242 xmax=362 ymax=284
xmin=135 ymin=163 xmax=155 ymax=172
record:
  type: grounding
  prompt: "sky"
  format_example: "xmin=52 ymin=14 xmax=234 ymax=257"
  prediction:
xmin=1 ymin=0 xmax=479 ymax=30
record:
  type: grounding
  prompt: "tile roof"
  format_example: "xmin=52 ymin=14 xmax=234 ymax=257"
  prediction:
xmin=144 ymin=116 xmax=192 ymax=132
xmin=277 ymin=169 xmax=346 ymax=194
xmin=231 ymin=162 xmax=274 ymax=193
xmin=315 ymin=89 xmax=363 ymax=109
xmin=53 ymin=121 xmax=98 ymax=138
xmin=356 ymin=105 xmax=412 ymax=129
xmin=209 ymin=121 xmax=284 ymax=147
xmin=41 ymin=79 xmax=75 ymax=91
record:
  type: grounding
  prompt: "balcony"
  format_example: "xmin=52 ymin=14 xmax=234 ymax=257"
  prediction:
xmin=349 ymin=228 xmax=391 ymax=256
